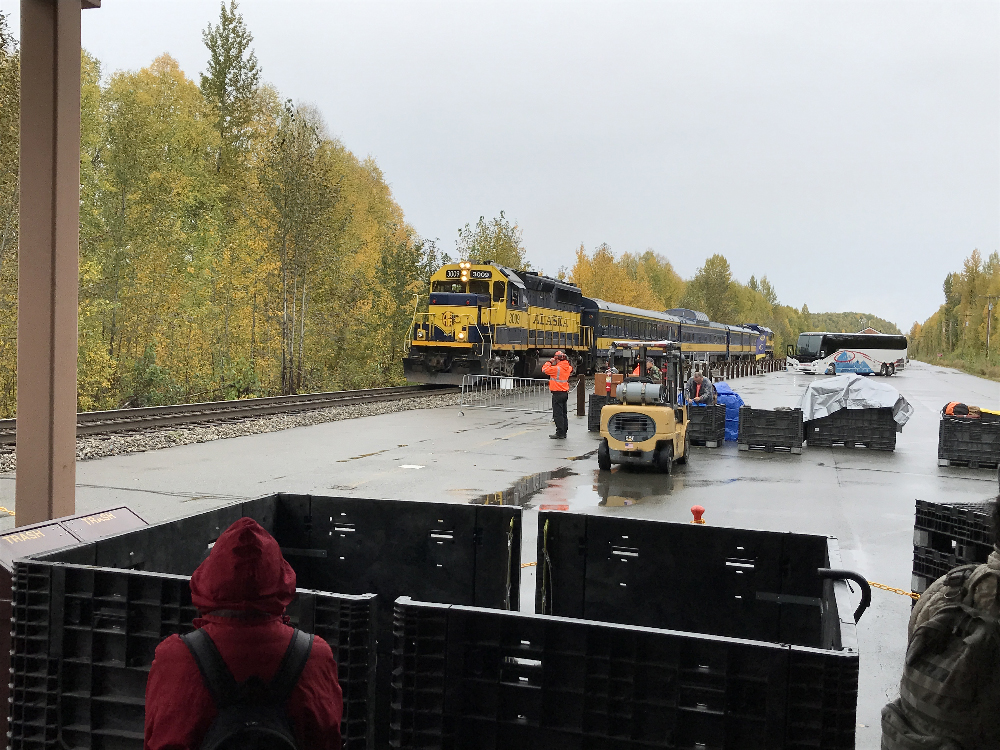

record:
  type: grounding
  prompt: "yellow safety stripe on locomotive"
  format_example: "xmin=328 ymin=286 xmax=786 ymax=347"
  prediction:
xmin=410 ymin=340 xmax=474 ymax=349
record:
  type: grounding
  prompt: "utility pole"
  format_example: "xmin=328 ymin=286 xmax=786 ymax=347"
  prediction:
xmin=986 ymin=296 xmax=1000 ymax=360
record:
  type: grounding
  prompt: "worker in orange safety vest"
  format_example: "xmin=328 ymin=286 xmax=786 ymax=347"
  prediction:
xmin=542 ymin=351 xmax=573 ymax=439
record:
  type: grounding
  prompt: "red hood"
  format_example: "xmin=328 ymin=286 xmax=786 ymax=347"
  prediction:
xmin=190 ymin=517 xmax=296 ymax=616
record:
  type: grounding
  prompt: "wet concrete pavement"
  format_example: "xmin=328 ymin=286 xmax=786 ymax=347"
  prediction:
xmin=2 ymin=360 xmax=998 ymax=748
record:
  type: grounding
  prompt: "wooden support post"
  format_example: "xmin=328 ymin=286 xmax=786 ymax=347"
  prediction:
xmin=15 ymin=0 xmax=97 ymax=525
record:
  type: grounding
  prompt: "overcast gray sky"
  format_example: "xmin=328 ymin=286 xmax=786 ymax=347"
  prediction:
xmin=4 ymin=0 xmax=998 ymax=329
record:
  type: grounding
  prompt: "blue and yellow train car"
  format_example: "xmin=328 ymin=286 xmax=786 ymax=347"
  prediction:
xmin=404 ymin=263 xmax=775 ymax=383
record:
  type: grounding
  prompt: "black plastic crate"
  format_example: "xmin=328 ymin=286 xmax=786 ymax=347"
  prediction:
xmin=938 ymin=417 xmax=1000 ymax=468
xmin=804 ymin=408 xmax=897 ymax=451
xmin=914 ymin=499 xmax=994 ymax=549
xmin=910 ymin=547 xmax=981 ymax=594
xmin=687 ymin=404 xmax=727 ymax=447
xmin=911 ymin=500 xmax=995 ymax=593
xmin=9 ymin=560 xmax=377 ymax=750
xmin=534 ymin=512 xmax=855 ymax=651
xmin=391 ymin=598 xmax=859 ymax=750
xmin=588 ymin=394 xmax=613 ymax=431
xmin=28 ymin=494 xmax=521 ymax=750
xmin=737 ymin=407 xmax=803 ymax=453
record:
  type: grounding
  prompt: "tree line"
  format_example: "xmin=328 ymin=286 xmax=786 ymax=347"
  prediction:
xmin=568 ymin=244 xmax=899 ymax=353
xmin=1 ymin=3 xmax=441 ymax=414
xmin=909 ymin=249 xmax=1000 ymax=377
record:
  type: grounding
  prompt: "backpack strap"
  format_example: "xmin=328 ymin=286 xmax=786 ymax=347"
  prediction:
xmin=268 ymin=629 xmax=314 ymax=703
xmin=180 ymin=629 xmax=239 ymax=709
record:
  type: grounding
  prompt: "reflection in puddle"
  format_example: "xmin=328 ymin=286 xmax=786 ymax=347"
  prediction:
xmin=472 ymin=464 xmax=678 ymax=509
xmin=596 ymin=470 xmax=674 ymax=506
xmin=472 ymin=467 xmax=577 ymax=507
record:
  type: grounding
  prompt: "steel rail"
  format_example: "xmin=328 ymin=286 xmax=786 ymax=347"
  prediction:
xmin=0 ymin=385 xmax=457 ymax=445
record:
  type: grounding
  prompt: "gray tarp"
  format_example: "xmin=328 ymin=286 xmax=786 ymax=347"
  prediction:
xmin=797 ymin=374 xmax=914 ymax=428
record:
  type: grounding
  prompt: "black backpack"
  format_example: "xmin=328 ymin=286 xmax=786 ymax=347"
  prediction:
xmin=181 ymin=628 xmax=314 ymax=750
xmin=882 ymin=563 xmax=1000 ymax=749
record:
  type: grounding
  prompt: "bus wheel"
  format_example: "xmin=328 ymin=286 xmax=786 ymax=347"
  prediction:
xmin=889 ymin=363 xmax=896 ymax=376
xmin=879 ymin=363 xmax=888 ymax=376
xmin=827 ymin=364 xmax=836 ymax=375
xmin=598 ymin=439 xmax=611 ymax=471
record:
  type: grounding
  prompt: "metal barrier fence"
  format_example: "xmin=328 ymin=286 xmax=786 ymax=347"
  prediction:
xmin=459 ymin=374 xmax=554 ymax=412
xmin=686 ymin=357 xmax=789 ymax=382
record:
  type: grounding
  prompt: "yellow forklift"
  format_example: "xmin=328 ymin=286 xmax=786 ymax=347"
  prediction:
xmin=598 ymin=342 xmax=690 ymax=473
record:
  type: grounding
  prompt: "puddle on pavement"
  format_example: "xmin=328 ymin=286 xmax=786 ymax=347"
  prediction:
xmin=471 ymin=465 xmax=678 ymax=509
xmin=472 ymin=467 xmax=577 ymax=507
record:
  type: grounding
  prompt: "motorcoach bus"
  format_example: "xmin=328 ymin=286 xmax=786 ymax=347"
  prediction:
xmin=786 ymin=331 xmax=907 ymax=376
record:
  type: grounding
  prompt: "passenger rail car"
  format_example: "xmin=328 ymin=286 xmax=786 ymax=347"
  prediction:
xmin=403 ymin=263 xmax=775 ymax=384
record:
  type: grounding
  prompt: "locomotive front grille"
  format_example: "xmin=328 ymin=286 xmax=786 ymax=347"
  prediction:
xmin=608 ymin=413 xmax=657 ymax=442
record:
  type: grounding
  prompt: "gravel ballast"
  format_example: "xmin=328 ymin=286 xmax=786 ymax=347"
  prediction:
xmin=0 ymin=391 xmax=465 ymax=474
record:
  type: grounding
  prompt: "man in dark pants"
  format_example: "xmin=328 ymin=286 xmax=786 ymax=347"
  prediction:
xmin=542 ymin=350 xmax=573 ymax=439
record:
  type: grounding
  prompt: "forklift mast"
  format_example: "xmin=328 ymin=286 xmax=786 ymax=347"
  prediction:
xmin=636 ymin=343 xmax=682 ymax=405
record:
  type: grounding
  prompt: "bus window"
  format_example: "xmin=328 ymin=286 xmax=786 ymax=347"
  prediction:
xmin=493 ymin=281 xmax=506 ymax=302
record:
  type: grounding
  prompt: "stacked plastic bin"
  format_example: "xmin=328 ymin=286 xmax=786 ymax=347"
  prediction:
xmin=805 ymin=408 xmax=897 ymax=451
xmin=686 ymin=404 xmax=726 ymax=447
xmin=938 ymin=414 xmax=1000 ymax=468
xmin=911 ymin=499 xmax=994 ymax=594
xmin=737 ymin=407 xmax=804 ymax=453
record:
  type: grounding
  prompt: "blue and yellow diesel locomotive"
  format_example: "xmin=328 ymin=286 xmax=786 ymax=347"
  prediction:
xmin=403 ymin=262 xmax=773 ymax=384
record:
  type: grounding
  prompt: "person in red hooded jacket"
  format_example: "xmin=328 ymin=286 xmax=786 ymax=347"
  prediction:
xmin=144 ymin=517 xmax=343 ymax=750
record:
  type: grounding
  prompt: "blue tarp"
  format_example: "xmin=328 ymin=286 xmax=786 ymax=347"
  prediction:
xmin=714 ymin=382 xmax=745 ymax=441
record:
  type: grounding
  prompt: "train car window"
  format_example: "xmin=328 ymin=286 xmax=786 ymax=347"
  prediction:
xmin=493 ymin=281 xmax=506 ymax=302
xmin=509 ymin=286 xmax=522 ymax=307
xmin=470 ymin=280 xmax=489 ymax=295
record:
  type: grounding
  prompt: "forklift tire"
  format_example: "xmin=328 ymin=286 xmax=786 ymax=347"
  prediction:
xmin=675 ymin=433 xmax=690 ymax=465
xmin=598 ymin=439 xmax=611 ymax=471
xmin=656 ymin=443 xmax=673 ymax=475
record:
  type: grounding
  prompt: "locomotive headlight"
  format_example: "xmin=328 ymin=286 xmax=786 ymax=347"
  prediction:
xmin=416 ymin=330 xmax=425 ymax=339
xmin=458 ymin=331 xmax=466 ymax=340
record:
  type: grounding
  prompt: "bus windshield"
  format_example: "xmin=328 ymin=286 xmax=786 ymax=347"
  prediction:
xmin=797 ymin=334 xmax=822 ymax=356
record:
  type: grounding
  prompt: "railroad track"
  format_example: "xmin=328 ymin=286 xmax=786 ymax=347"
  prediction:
xmin=0 ymin=384 xmax=458 ymax=446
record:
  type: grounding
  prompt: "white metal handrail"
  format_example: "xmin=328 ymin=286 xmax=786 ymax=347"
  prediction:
xmin=459 ymin=375 xmax=554 ymax=413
